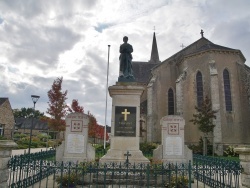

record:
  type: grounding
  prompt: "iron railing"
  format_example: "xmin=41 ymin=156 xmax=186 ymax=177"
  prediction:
xmin=9 ymin=160 xmax=192 ymax=188
xmin=7 ymin=150 xmax=242 ymax=188
xmin=193 ymin=154 xmax=241 ymax=188
xmin=8 ymin=149 xmax=56 ymax=188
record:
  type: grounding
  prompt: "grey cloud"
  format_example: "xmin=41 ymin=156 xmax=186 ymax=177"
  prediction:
xmin=211 ymin=17 xmax=250 ymax=63
xmin=1 ymin=20 xmax=80 ymax=70
xmin=0 ymin=0 xmax=98 ymax=19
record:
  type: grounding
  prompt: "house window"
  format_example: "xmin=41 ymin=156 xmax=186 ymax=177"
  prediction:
xmin=168 ymin=88 xmax=174 ymax=115
xmin=223 ymin=69 xmax=232 ymax=111
xmin=0 ymin=124 xmax=4 ymax=136
xmin=196 ymin=71 xmax=204 ymax=107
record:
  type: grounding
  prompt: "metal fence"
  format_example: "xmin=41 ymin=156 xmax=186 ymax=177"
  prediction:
xmin=8 ymin=150 xmax=242 ymax=188
xmin=8 ymin=149 xmax=56 ymax=188
xmin=193 ymin=154 xmax=241 ymax=188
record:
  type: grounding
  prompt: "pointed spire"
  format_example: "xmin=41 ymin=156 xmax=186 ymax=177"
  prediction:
xmin=149 ymin=32 xmax=160 ymax=64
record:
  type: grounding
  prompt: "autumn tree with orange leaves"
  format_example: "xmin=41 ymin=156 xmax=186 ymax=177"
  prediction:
xmin=69 ymin=99 xmax=84 ymax=113
xmin=47 ymin=77 xmax=68 ymax=132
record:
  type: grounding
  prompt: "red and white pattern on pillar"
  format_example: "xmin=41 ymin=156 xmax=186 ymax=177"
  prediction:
xmin=168 ymin=123 xmax=179 ymax=135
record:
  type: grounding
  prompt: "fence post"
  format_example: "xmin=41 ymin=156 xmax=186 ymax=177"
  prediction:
xmin=0 ymin=140 xmax=17 ymax=188
xmin=235 ymin=145 xmax=250 ymax=188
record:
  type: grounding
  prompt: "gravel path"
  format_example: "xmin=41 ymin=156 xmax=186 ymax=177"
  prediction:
xmin=11 ymin=147 xmax=49 ymax=156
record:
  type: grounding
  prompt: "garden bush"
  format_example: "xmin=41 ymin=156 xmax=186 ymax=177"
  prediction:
xmin=223 ymin=145 xmax=239 ymax=157
xmin=140 ymin=142 xmax=158 ymax=154
xmin=0 ymin=135 xmax=7 ymax=140
xmin=188 ymin=137 xmax=213 ymax=155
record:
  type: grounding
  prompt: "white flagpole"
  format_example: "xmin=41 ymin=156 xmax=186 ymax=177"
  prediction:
xmin=104 ymin=45 xmax=110 ymax=149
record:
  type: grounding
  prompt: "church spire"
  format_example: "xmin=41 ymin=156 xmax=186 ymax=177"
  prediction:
xmin=149 ymin=32 xmax=160 ymax=64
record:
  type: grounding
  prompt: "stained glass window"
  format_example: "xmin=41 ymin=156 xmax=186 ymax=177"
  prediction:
xmin=196 ymin=71 xmax=203 ymax=107
xmin=223 ymin=69 xmax=232 ymax=111
xmin=168 ymin=88 xmax=174 ymax=115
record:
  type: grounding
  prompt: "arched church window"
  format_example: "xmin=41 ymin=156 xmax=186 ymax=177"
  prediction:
xmin=168 ymin=88 xmax=174 ymax=115
xmin=223 ymin=69 xmax=232 ymax=111
xmin=196 ymin=71 xmax=203 ymax=107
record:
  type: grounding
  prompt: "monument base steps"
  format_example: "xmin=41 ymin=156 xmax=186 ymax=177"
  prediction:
xmin=99 ymin=149 xmax=149 ymax=164
xmin=91 ymin=173 xmax=170 ymax=187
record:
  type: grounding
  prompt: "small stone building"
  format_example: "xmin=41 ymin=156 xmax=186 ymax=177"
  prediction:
xmin=133 ymin=31 xmax=250 ymax=155
xmin=0 ymin=98 xmax=15 ymax=139
xmin=15 ymin=117 xmax=49 ymax=136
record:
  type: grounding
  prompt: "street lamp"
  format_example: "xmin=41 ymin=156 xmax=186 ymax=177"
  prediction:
xmin=28 ymin=95 xmax=40 ymax=155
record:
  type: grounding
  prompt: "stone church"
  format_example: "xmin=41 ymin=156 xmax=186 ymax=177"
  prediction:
xmin=132 ymin=30 xmax=250 ymax=154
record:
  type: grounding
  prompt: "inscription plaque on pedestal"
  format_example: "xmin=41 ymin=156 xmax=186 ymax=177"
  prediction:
xmin=115 ymin=106 xmax=136 ymax=137
xmin=165 ymin=137 xmax=182 ymax=156
xmin=66 ymin=134 xmax=85 ymax=154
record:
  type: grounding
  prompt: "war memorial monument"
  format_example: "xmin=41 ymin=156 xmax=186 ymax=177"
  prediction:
xmin=100 ymin=36 xmax=149 ymax=164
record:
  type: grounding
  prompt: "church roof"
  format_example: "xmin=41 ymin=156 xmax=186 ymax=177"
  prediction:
xmin=0 ymin=98 xmax=8 ymax=106
xmin=154 ymin=36 xmax=245 ymax=70
xmin=132 ymin=61 xmax=157 ymax=83
xmin=132 ymin=32 xmax=161 ymax=83
xmin=187 ymin=37 xmax=242 ymax=55
xmin=149 ymin=32 xmax=160 ymax=64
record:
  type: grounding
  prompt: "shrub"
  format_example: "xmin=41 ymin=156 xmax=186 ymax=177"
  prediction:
xmin=165 ymin=175 xmax=188 ymax=188
xmin=47 ymin=140 xmax=57 ymax=147
xmin=37 ymin=133 xmax=51 ymax=141
xmin=188 ymin=137 xmax=213 ymax=155
xmin=13 ymin=133 xmax=28 ymax=141
xmin=93 ymin=143 xmax=110 ymax=153
xmin=0 ymin=136 xmax=7 ymax=140
xmin=224 ymin=145 xmax=239 ymax=157
xmin=140 ymin=142 xmax=158 ymax=154
xmin=56 ymin=173 xmax=78 ymax=187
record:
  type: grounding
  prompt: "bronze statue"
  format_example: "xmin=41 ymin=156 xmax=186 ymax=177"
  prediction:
xmin=118 ymin=36 xmax=135 ymax=82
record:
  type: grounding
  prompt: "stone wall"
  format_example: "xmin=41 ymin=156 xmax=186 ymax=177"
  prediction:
xmin=0 ymin=140 xmax=17 ymax=188
xmin=0 ymin=99 xmax=15 ymax=139
xmin=235 ymin=146 xmax=250 ymax=188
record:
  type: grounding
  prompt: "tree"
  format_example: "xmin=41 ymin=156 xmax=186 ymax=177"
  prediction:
xmin=13 ymin=107 xmax=44 ymax=118
xmin=190 ymin=95 xmax=217 ymax=155
xmin=69 ymin=99 xmax=84 ymax=113
xmin=88 ymin=112 xmax=99 ymax=143
xmin=47 ymin=77 xmax=68 ymax=132
xmin=190 ymin=95 xmax=217 ymax=134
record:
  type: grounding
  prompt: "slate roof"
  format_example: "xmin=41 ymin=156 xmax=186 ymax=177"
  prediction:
xmin=0 ymin=98 xmax=8 ymax=106
xmin=187 ymin=37 xmax=241 ymax=56
xmin=131 ymin=32 xmax=161 ymax=84
xmin=152 ymin=37 xmax=245 ymax=70
xmin=149 ymin=32 xmax=160 ymax=64
xmin=131 ymin=33 xmax=244 ymax=85
xmin=132 ymin=61 xmax=158 ymax=83
xmin=15 ymin=118 xmax=48 ymax=130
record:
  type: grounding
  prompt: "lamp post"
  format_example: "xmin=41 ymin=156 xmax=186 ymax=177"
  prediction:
xmin=28 ymin=95 xmax=40 ymax=155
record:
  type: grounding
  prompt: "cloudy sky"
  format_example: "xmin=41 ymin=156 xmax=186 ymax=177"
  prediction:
xmin=1 ymin=0 xmax=250 ymax=126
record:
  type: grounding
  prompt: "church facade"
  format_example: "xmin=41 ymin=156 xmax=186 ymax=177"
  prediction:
xmin=132 ymin=31 xmax=250 ymax=154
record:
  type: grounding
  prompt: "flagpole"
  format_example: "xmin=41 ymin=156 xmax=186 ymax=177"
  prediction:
xmin=104 ymin=45 xmax=110 ymax=149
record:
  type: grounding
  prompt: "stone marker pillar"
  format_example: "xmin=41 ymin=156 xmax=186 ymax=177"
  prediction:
xmin=235 ymin=146 xmax=250 ymax=188
xmin=56 ymin=112 xmax=95 ymax=163
xmin=153 ymin=115 xmax=192 ymax=164
xmin=0 ymin=140 xmax=17 ymax=188
xmin=100 ymin=83 xmax=149 ymax=164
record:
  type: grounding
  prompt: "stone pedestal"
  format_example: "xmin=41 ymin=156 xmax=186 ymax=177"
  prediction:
xmin=100 ymin=83 xmax=149 ymax=164
xmin=235 ymin=146 xmax=250 ymax=188
xmin=0 ymin=140 xmax=17 ymax=188
xmin=153 ymin=115 xmax=192 ymax=164
xmin=56 ymin=112 xmax=95 ymax=163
